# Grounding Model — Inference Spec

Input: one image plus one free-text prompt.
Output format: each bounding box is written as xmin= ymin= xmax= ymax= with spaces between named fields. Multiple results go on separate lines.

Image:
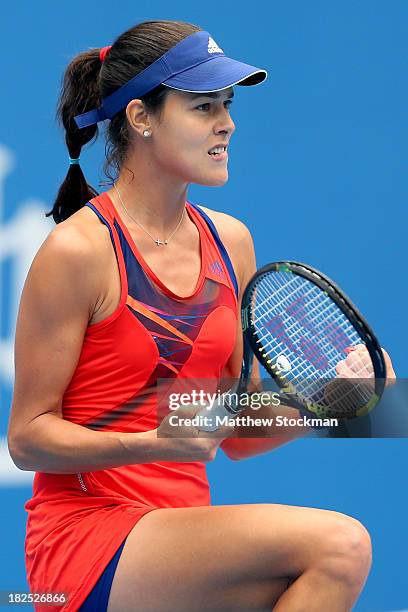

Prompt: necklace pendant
xmin=113 ymin=182 xmax=185 ymax=248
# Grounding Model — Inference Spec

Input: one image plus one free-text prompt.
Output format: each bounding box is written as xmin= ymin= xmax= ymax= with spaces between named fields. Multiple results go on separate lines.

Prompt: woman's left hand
xmin=335 ymin=344 xmax=396 ymax=387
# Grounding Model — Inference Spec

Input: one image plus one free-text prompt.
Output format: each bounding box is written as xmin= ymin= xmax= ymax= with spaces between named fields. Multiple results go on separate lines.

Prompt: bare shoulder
xmin=41 ymin=205 xmax=111 ymax=269
xmin=197 ymin=204 xmax=256 ymax=288
xmin=52 ymin=205 xmax=109 ymax=250
xmin=30 ymin=206 xmax=112 ymax=313
xmin=198 ymin=205 xmax=252 ymax=246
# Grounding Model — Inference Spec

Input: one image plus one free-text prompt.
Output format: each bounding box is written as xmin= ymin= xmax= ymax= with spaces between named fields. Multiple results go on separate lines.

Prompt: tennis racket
xmin=199 ymin=261 xmax=386 ymax=431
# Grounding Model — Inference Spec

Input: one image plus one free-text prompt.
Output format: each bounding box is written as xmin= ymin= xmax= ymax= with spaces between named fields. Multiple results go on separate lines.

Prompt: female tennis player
xmin=8 ymin=20 xmax=395 ymax=612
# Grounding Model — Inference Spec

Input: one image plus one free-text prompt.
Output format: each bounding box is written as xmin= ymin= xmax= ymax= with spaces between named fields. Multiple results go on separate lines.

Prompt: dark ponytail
xmin=46 ymin=49 xmax=101 ymax=223
xmin=47 ymin=20 xmax=201 ymax=224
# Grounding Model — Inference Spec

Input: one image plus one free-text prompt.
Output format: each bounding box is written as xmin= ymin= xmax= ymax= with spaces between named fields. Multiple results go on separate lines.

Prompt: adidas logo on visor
xmin=207 ymin=36 xmax=224 ymax=54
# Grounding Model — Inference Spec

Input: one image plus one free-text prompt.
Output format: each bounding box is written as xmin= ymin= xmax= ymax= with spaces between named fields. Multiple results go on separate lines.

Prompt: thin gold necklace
xmin=113 ymin=183 xmax=186 ymax=246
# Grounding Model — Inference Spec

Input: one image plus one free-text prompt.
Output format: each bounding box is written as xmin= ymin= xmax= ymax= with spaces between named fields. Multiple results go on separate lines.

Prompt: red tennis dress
xmin=24 ymin=192 xmax=238 ymax=611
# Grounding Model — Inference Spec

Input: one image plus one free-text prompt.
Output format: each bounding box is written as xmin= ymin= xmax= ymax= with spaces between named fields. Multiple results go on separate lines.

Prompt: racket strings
xmin=258 ymin=274 xmax=357 ymax=347
xmin=251 ymin=273 xmax=375 ymax=413
xmin=254 ymin=275 xmax=365 ymax=375
xmin=255 ymin=275 xmax=364 ymax=370
xmin=254 ymin=277 xmax=368 ymax=383
xmin=258 ymin=276 xmax=364 ymax=370
xmin=257 ymin=274 xmax=342 ymax=338
xmin=255 ymin=274 xmax=305 ymax=317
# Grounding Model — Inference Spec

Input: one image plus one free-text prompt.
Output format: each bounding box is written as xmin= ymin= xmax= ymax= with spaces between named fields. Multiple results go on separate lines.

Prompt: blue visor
xmin=74 ymin=31 xmax=267 ymax=129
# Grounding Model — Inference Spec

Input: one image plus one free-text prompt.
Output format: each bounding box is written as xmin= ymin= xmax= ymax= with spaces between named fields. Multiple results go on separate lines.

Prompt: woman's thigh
xmin=107 ymin=503 xmax=365 ymax=612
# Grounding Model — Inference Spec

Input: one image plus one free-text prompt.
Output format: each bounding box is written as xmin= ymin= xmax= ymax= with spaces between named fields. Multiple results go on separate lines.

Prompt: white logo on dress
xmin=207 ymin=37 xmax=223 ymax=54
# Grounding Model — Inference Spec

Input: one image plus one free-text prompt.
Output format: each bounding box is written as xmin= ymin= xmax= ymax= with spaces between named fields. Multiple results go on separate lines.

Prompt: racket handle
xmin=197 ymin=391 xmax=238 ymax=432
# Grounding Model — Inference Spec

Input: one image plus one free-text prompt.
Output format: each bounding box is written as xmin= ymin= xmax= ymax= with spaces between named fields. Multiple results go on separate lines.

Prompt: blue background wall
xmin=0 ymin=1 xmax=406 ymax=610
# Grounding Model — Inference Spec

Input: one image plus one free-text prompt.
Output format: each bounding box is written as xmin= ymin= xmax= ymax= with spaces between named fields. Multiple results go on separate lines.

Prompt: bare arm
xmin=7 ymin=224 xmax=143 ymax=472
xmin=7 ymin=223 xmax=220 ymax=473
xmin=199 ymin=209 xmax=310 ymax=460
xmin=207 ymin=211 xmax=397 ymax=460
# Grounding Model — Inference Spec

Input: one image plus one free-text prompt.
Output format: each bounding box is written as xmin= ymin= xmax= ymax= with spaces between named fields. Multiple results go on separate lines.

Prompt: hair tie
xmin=99 ymin=45 xmax=112 ymax=63
xmin=69 ymin=157 xmax=80 ymax=165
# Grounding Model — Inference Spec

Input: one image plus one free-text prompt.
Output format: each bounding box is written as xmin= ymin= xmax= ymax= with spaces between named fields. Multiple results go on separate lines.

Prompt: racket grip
xmin=197 ymin=391 xmax=238 ymax=432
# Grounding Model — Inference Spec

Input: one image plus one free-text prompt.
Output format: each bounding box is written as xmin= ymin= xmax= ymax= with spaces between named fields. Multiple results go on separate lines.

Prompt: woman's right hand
xmin=149 ymin=403 xmax=235 ymax=463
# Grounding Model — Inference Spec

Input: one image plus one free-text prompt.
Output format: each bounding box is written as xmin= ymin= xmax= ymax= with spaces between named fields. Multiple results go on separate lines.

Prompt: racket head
xmin=242 ymin=261 xmax=386 ymax=419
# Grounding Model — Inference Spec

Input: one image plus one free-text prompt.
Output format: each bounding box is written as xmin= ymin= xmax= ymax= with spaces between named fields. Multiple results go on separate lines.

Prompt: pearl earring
xmin=143 ymin=130 xmax=151 ymax=138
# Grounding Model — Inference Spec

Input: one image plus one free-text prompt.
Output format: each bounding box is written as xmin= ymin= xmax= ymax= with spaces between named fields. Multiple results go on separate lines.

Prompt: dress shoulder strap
xmin=188 ymin=202 xmax=239 ymax=298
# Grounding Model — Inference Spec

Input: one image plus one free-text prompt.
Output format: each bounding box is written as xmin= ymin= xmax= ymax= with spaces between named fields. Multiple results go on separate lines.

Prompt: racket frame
xmin=240 ymin=261 xmax=387 ymax=419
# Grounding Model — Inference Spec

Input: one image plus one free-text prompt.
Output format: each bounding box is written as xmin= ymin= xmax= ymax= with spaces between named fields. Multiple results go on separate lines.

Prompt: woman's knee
xmin=316 ymin=514 xmax=372 ymax=589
